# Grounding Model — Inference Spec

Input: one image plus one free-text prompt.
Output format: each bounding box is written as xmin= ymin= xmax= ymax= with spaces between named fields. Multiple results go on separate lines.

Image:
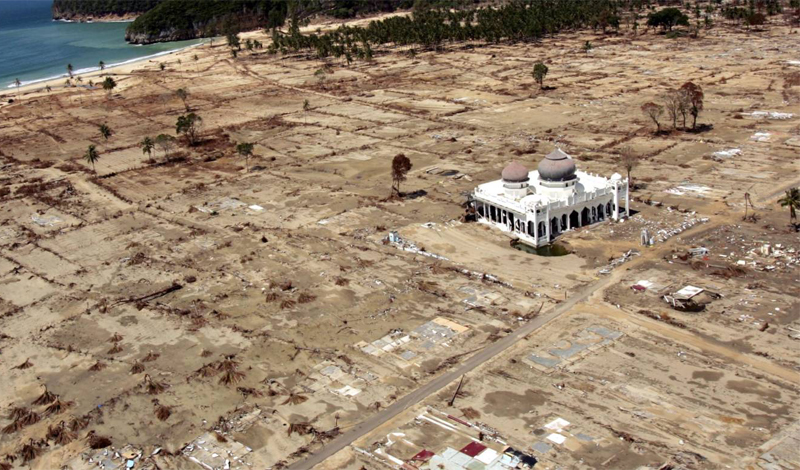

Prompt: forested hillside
xmin=52 ymin=0 xmax=164 ymax=21
xmin=123 ymin=0 xmax=418 ymax=44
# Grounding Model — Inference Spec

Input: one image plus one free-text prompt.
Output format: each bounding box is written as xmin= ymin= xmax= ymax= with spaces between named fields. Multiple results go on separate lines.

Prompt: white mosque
xmin=472 ymin=148 xmax=629 ymax=247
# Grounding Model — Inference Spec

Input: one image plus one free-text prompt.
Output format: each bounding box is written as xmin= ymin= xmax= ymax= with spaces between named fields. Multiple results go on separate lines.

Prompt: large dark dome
xmin=501 ymin=161 xmax=530 ymax=183
xmin=538 ymin=148 xmax=577 ymax=182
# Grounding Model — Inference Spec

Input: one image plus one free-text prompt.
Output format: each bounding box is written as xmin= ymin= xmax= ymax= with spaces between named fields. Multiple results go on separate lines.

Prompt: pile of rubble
xmin=599 ymin=249 xmax=640 ymax=275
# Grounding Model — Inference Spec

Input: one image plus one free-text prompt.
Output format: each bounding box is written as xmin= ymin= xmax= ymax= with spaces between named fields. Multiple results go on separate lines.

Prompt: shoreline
xmin=2 ymin=39 xmax=208 ymax=96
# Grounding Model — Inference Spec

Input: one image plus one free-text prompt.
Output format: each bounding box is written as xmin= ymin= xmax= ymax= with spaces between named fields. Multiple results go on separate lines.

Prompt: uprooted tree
xmin=391 ymin=153 xmax=412 ymax=197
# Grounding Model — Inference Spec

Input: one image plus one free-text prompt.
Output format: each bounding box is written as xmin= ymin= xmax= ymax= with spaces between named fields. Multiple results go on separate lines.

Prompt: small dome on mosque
xmin=501 ymin=161 xmax=530 ymax=183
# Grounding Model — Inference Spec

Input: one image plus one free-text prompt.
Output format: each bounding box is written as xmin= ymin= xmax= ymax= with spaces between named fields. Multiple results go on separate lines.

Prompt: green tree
xmin=532 ymin=62 xmax=548 ymax=90
xmin=154 ymin=134 xmax=177 ymax=160
xmin=14 ymin=78 xmax=21 ymax=100
xmin=227 ymin=32 xmax=241 ymax=50
xmin=99 ymin=61 xmax=105 ymax=76
xmin=647 ymin=8 xmax=690 ymax=31
xmin=84 ymin=144 xmax=100 ymax=173
xmin=141 ymin=136 xmax=155 ymax=161
xmin=99 ymin=123 xmax=113 ymax=141
xmin=236 ymin=142 xmax=255 ymax=172
xmin=778 ymin=187 xmax=800 ymax=226
xmin=176 ymin=113 xmax=203 ymax=146
xmin=67 ymin=63 xmax=74 ymax=78
xmin=102 ymin=76 xmax=117 ymax=99
xmin=175 ymin=88 xmax=189 ymax=111
xmin=302 ymin=99 xmax=310 ymax=123
xmin=159 ymin=63 xmax=166 ymax=72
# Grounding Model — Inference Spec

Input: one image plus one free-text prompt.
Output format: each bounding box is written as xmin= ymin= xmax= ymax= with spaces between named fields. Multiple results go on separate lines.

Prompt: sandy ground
xmin=1 ymin=10 xmax=800 ymax=470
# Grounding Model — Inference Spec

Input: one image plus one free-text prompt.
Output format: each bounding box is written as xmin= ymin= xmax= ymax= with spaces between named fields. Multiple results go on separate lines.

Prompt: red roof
xmin=411 ymin=450 xmax=434 ymax=462
xmin=461 ymin=442 xmax=487 ymax=457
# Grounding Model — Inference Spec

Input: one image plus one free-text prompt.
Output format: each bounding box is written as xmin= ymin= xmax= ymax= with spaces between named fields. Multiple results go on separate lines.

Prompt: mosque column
xmin=545 ymin=207 xmax=551 ymax=242
xmin=533 ymin=211 xmax=538 ymax=242
xmin=613 ymin=184 xmax=620 ymax=221
xmin=625 ymin=178 xmax=630 ymax=217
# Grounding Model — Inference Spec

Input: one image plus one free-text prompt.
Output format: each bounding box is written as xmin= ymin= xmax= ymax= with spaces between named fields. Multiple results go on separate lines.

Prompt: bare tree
xmin=662 ymin=89 xmax=681 ymax=129
xmin=619 ymin=145 xmax=638 ymax=189
xmin=641 ymin=102 xmax=664 ymax=133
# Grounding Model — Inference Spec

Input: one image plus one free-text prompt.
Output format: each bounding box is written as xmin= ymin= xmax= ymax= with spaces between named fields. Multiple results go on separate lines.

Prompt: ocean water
xmin=0 ymin=0 xmax=202 ymax=89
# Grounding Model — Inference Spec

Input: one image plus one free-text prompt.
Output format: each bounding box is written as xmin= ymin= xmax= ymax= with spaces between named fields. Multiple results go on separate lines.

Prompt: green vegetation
xmin=99 ymin=124 xmax=113 ymax=141
xmin=532 ymin=62 xmax=548 ymax=90
xmin=778 ymin=188 xmax=800 ymax=227
xmin=52 ymin=0 xmax=163 ymax=19
xmin=271 ymin=0 xmax=624 ymax=61
xmin=646 ymin=8 xmax=689 ymax=31
xmin=140 ymin=136 xmax=155 ymax=161
xmin=176 ymin=113 xmax=203 ymax=146
xmin=236 ymin=142 xmax=255 ymax=172
xmin=125 ymin=0 xmax=289 ymax=44
xmin=102 ymin=77 xmax=117 ymax=98
xmin=83 ymin=145 xmax=100 ymax=173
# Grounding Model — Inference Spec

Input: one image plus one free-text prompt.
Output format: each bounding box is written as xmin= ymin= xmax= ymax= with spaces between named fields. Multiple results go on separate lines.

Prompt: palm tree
xmin=99 ymin=61 xmax=105 ymax=76
xmin=14 ymin=78 xmax=21 ymax=100
xmin=778 ymin=187 xmax=800 ymax=227
xmin=102 ymin=76 xmax=116 ymax=99
xmin=141 ymin=136 xmax=155 ymax=161
xmin=236 ymin=142 xmax=254 ymax=172
xmin=99 ymin=124 xmax=112 ymax=141
xmin=302 ymin=99 xmax=310 ymax=124
xmin=84 ymin=145 xmax=100 ymax=173
xmin=45 ymin=84 xmax=51 ymax=93
xmin=66 ymin=63 xmax=74 ymax=78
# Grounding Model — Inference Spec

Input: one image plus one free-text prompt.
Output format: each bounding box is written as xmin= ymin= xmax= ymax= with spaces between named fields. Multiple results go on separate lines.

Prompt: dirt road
xmin=287 ymin=273 xmax=617 ymax=470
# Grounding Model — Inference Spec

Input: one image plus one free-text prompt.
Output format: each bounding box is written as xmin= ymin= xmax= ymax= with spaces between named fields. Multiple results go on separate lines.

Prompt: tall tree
xmin=236 ymin=142 xmax=255 ymax=172
xmin=391 ymin=153 xmax=412 ymax=197
xmin=141 ymin=136 xmax=155 ymax=161
xmin=99 ymin=61 xmax=105 ymax=76
xmin=84 ymin=145 xmax=100 ymax=173
xmin=99 ymin=123 xmax=112 ymax=141
xmin=532 ymin=62 xmax=549 ymax=90
xmin=102 ymin=76 xmax=117 ymax=99
xmin=154 ymin=134 xmax=176 ymax=160
xmin=302 ymin=99 xmax=310 ymax=123
xmin=66 ymin=63 xmax=74 ymax=78
xmin=641 ymin=102 xmax=664 ymax=133
xmin=14 ymin=78 xmax=21 ymax=100
xmin=778 ymin=187 xmax=800 ymax=227
xmin=176 ymin=113 xmax=203 ymax=146
xmin=662 ymin=89 xmax=681 ymax=129
xmin=175 ymin=88 xmax=190 ymax=111
xmin=680 ymin=82 xmax=704 ymax=129
xmin=619 ymin=145 xmax=637 ymax=189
